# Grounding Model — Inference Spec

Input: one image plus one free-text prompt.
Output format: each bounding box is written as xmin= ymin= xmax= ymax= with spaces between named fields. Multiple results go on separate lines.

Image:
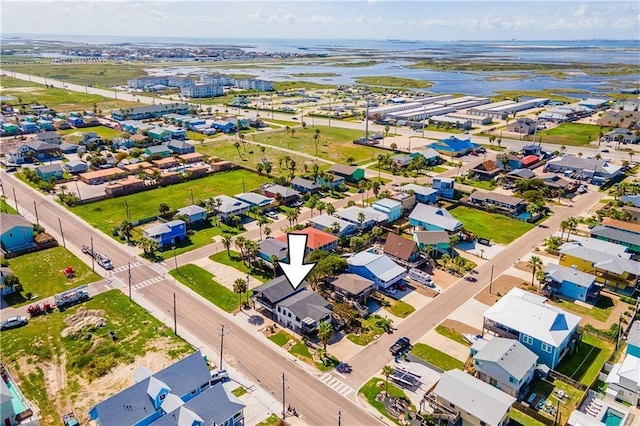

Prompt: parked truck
xmin=54 ymin=287 xmax=90 ymax=310
xmin=81 ymin=245 xmax=114 ymax=270
xmin=389 ymin=337 xmax=411 ymax=357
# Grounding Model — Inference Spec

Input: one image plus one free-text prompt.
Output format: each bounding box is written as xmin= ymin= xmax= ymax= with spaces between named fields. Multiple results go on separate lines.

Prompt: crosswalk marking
xmin=107 ymin=276 xmax=126 ymax=289
xmin=319 ymin=373 xmax=354 ymax=397
xmin=148 ymin=263 xmax=168 ymax=275
xmin=110 ymin=262 xmax=142 ymax=274
xmin=132 ymin=276 xmax=163 ymax=291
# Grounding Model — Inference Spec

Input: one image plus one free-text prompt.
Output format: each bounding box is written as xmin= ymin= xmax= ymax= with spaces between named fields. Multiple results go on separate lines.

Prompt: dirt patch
xmin=514 ymin=261 xmax=533 ymax=273
xmin=440 ymin=319 xmax=482 ymax=336
xmin=474 ymin=274 xmax=530 ymax=305
xmin=411 ymin=285 xmax=440 ymax=298
xmin=1 ymin=86 xmax=44 ymax=93
xmin=430 ymin=268 xmax=460 ymax=289
xmin=61 ymin=307 xmax=106 ymax=338
xmin=42 ymin=352 xmax=71 ymax=418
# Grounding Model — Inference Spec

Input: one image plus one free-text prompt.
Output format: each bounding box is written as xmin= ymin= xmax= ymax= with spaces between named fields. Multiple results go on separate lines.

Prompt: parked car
xmin=0 ymin=316 xmax=28 ymax=331
xmin=266 ymin=211 xmax=279 ymax=219
xmin=601 ymin=149 xmax=609 ymax=153
xmin=396 ymin=282 xmax=407 ymax=291
xmin=381 ymin=286 xmax=397 ymax=295
xmin=390 ymin=337 xmax=411 ymax=356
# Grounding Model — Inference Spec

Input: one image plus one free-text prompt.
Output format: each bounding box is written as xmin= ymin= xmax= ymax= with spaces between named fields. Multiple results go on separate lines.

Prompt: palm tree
xmin=307 ymin=196 xmax=318 ymax=218
xmin=235 ymin=236 xmax=247 ymax=262
xmin=357 ymin=212 xmax=366 ymax=229
xmin=221 ymin=234 xmax=233 ymax=256
xmin=120 ymin=219 xmax=133 ymax=243
xmin=257 ymin=215 xmax=268 ymax=240
xmin=566 ymin=217 xmax=578 ymax=241
xmin=317 ymin=321 xmax=333 ymax=350
xmin=536 ymin=270 xmax=548 ymax=292
xmin=285 ymin=209 xmax=297 ymax=227
xmin=448 ymin=234 xmax=461 ymax=256
xmin=455 ymin=161 xmax=463 ymax=179
xmin=264 ymin=226 xmax=272 ymax=239
xmin=316 ymin=201 xmax=326 ymax=216
xmin=270 ymin=254 xmax=280 ymax=277
xmin=382 ymin=365 xmax=395 ymax=397
xmin=441 ymin=253 xmax=452 ymax=270
xmin=233 ymin=278 xmax=247 ymax=308
xmin=346 ymin=156 xmax=355 ymax=165
xmin=238 ymin=132 xmax=246 ymax=151
xmin=234 ymin=141 xmax=243 ymax=160
xmin=528 ymin=255 xmax=543 ymax=287
xmin=313 ymin=129 xmax=321 ymax=156
xmin=326 ymin=203 xmax=336 ymax=216
xmin=560 ymin=219 xmax=569 ymax=241
xmin=138 ymin=236 xmax=159 ymax=255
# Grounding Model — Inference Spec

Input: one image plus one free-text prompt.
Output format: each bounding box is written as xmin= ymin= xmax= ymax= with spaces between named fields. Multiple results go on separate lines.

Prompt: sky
xmin=2 ymin=1 xmax=639 ymax=41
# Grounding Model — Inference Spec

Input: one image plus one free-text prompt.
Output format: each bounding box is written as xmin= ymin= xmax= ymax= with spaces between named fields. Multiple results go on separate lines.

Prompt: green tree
xmin=221 ymin=234 xmax=233 ymax=256
xmin=257 ymin=215 xmax=269 ymax=240
xmin=138 ymin=236 xmax=159 ymax=255
xmin=270 ymin=254 xmax=280 ymax=278
xmin=317 ymin=321 xmax=333 ymax=350
xmin=233 ymin=278 xmax=248 ymax=308
xmin=382 ymin=365 xmax=395 ymax=397
xmin=158 ymin=202 xmax=170 ymax=216
xmin=120 ymin=219 xmax=133 ymax=243
xmin=528 ymin=255 xmax=543 ymax=288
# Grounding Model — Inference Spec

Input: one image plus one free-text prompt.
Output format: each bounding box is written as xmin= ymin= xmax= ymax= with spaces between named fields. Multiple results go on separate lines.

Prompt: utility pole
xmin=74 ymin=181 xmax=82 ymax=200
xmin=328 ymin=97 xmax=332 ymax=127
xmin=219 ymin=324 xmax=227 ymax=370
xmin=124 ymin=200 xmax=130 ymax=221
xmin=190 ymin=188 xmax=195 ymax=205
xmin=90 ymin=237 xmax=95 ymax=272
xmin=33 ymin=201 xmax=39 ymax=226
xmin=173 ymin=292 xmax=177 ymax=335
xmin=337 ymin=409 xmax=341 ymax=426
xmin=489 ymin=265 xmax=494 ymax=294
xmin=12 ymin=187 xmax=18 ymax=214
xmin=128 ymin=262 xmax=132 ymax=301
xmin=58 ymin=217 xmax=66 ymax=248
xmin=282 ymin=372 xmax=287 ymax=419
xmin=172 ymin=246 xmax=178 ymax=272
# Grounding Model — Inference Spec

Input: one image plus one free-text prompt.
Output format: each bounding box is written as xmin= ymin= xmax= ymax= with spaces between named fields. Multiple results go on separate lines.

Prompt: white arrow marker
xmin=278 ymin=233 xmax=317 ymax=290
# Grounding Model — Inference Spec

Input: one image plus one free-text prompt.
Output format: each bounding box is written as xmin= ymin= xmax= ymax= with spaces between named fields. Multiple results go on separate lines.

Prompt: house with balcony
xmin=167 ymin=139 xmax=194 ymax=154
xmin=429 ymin=369 xmax=515 ymax=426
xmin=410 ymin=147 xmax=441 ymax=165
xmin=234 ymin=192 xmax=273 ymax=210
xmin=1 ymin=363 xmax=40 ymax=426
xmin=497 ymin=154 xmax=525 ymax=171
xmin=275 ymin=227 xmax=338 ymax=254
xmin=544 ymin=264 xmax=600 ymax=303
xmin=591 ymin=223 xmax=640 ymax=254
xmin=211 ymin=195 xmax=250 ymax=221
xmin=468 ymin=191 xmax=526 ymax=214
xmin=89 ymin=351 xmax=245 ymax=426
xmin=175 ymin=205 xmax=207 ymax=224
xmin=383 ymin=233 xmax=422 ymax=267
xmin=262 ymin=184 xmax=300 ymax=206
xmin=316 ymin=173 xmax=345 ymax=189
xmin=275 ymin=290 xmax=332 ymax=335
xmin=65 ymin=160 xmax=88 ymax=174
xmin=347 ymin=251 xmax=405 ymax=289
xmin=432 ymin=177 xmax=455 ymax=199
xmin=413 ymin=230 xmax=450 ymax=254
xmin=371 ymin=198 xmax=402 ymax=222
xmin=143 ymin=220 xmax=186 ymax=249
xmin=400 ymin=184 xmax=437 ymax=205
xmin=409 ymin=203 xmax=462 ymax=233
xmin=605 ymin=321 xmax=640 ymax=405
xmin=482 ymin=288 xmax=581 ymax=368
xmin=0 ymin=214 xmax=35 ymax=253
xmin=545 ymin=155 xmax=622 ymax=182
xmin=145 ymin=144 xmax=171 ymax=158
xmin=472 ymin=337 xmax=538 ymax=398
xmin=148 ymin=127 xmax=172 ymax=142
xmin=308 ymin=214 xmax=358 ymax=237
xmin=36 ymin=163 xmax=64 ymax=181
xmin=329 ymin=273 xmax=375 ymax=306
xmin=470 ymin=159 xmax=501 ymax=180
xmin=335 ymin=206 xmax=387 ymax=230
xmin=252 ymin=276 xmax=305 ymax=318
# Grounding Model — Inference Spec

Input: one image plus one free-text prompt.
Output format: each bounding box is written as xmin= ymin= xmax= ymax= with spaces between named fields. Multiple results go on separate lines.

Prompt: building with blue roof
xmin=143 ymin=220 xmax=186 ymax=249
xmin=211 ymin=120 xmax=237 ymax=133
xmin=544 ymin=264 xmax=599 ymax=303
xmin=400 ymin=184 xmax=437 ymax=204
xmin=89 ymin=351 xmax=245 ymax=426
xmin=428 ymin=136 xmax=480 ymax=157
xmin=409 ymin=204 xmax=462 ymax=233
xmin=347 ymin=251 xmax=405 ymax=289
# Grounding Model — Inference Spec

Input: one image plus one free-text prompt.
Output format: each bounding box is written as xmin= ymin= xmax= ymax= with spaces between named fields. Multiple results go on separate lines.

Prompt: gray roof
xmin=335 ymin=206 xmax=387 ymax=225
xmin=0 ymin=213 xmax=32 ymax=232
xmin=545 ymin=264 xmax=596 ymax=289
xmin=66 ymin=160 xmax=86 ymax=168
xmin=144 ymin=220 xmax=185 ymax=237
xmin=234 ymin=192 xmax=273 ymax=207
xmin=213 ymin=195 xmax=250 ymax=214
xmin=146 ymin=145 xmax=170 ymax=154
xmin=263 ymin=184 xmax=300 ymax=198
xmin=176 ymin=205 xmax=206 ymax=217
xmin=622 ymin=195 xmax=640 ymax=207
xmin=408 ymin=204 xmax=461 ymax=232
xmin=507 ymin=168 xmax=536 ymax=179
xmin=373 ymin=198 xmax=402 ymax=209
xmin=278 ymin=290 xmax=332 ymax=322
xmin=328 ymin=164 xmax=360 ymax=177
xmin=416 ymin=148 xmax=440 ymax=159
xmin=347 ymin=251 xmax=406 ymax=283
xmin=469 ymin=191 xmax=525 ymax=207
xmin=413 ymin=230 xmax=450 ymax=245
xmin=36 ymin=163 xmax=64 ymax=173
xmin=401 ymin=183 xmax=438 ymax=198
xmin=167 ymin=139 xmax=193 ymax=149
xmin=253 ymin=276 xmax=303 ymax=304
xmin=434 ymin=369 xmax=515 ymax=426
xmin=474 ymin=337 xmax=538 ymax=381
xmin=546 ymin=155 xmax=622 ymax=176
xmin=591 ymin=225 xmax=640 ymax=247
xmin=331 ymin=273 xmax=374 ymax=295
xmin=291 ymin=177 xmax=320 ymax=191
xmin=628 ymin=321 xmax=640 ymax=349
xmin=559 ymin=244 xmax=640 ymax=275
xmin=259 ymin=238 xmax=288 ymax=259
xmin=308 ymin=214 xmax=355 ymax=233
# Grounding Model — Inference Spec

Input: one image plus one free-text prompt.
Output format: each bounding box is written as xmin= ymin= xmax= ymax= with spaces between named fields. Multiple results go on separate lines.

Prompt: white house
xmin=275 ymin=290 xmax=332 ymax=335
xmin=213 ymin=195 xmax=250 ymax=221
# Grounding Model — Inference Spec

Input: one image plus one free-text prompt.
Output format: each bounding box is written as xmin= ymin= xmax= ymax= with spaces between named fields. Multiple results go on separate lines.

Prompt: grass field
xmin=551 ymin=296 xmax=616 ymax=323
xmin=359 ymin=378 xmax=413 ymax=424
xmin=2 ymin=62 xmax=146 ymax=88
xmin=0 ymin=199 xmax=17 ymax=214
xmin=70 ymin=169 xmax=270 ymax=235
xmin=459 ymin=178 xmax=497 ymax=191
xmin=449 ymin=205 xmax=535 ymax=244
xmin=152 ymin=219 xmax=242 ymax=260
xmin=509 ymin=408 xmax=547 ymax=426
xmin=435 ymin=324 xmax=470 ymax=346
xmin=555 ymin=333 xmax=614 ymax=385
xmin=524 ymin=123 xmax=601 ymax=146
xmin=353 ymin=76 xmax=434 ymax=89
xmin=268 ymin=330 xmax=293 ymax=347
xmin=57 ymin=125 xmax=125 ymax=140
xmin=209 ymin=250 xmax=271 ymax=282
xmin=347 ymin=315 xmax=388 ymax=346
xmin=410 ymin=343 xmax=465 ymax=371
xmin=250 ymin=125 xmax=389 ymax=164
xmin=169 ymin=264 xmax=250 ymax=313
xmin=256 ymin=414 xmax=282 ymax=426
xmin=4 ymin=247 xmax=101 ymax=307
xmin=385 ymin=300 xmax=415 ymax=318
xmin=0 ymin=76 xmax=138 ymax=112
xmin=0 ymin=290 xmax=193 ymax=425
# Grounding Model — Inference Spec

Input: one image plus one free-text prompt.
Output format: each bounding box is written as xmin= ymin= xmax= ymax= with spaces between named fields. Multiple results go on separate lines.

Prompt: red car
xmin=396 ymin=283 xmax=407 ymax=291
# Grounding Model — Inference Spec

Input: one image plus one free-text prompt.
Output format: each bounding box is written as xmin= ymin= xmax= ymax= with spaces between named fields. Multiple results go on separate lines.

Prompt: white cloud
xmin=574 ymin=4 xmax=588 ymax=17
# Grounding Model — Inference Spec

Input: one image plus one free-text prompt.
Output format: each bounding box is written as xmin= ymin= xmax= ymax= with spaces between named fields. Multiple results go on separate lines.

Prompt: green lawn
xmin=435 ymin=325 xmax=470 ymax=346
xmin=268 ymin=330 xmax=293 ymax=347
xmin=0 ymin=199 xmax=17 ymax=214
xmin=524 ymin=123 xmax=601 ymax=146
xmin=353 ymin=76 xmax=434 ymax=89
xmin=149 ymin=220 xmax=242 ymax=260
xmin=4 ymin=247 xmax=101 ymax=307
xmin=58 ymin=125 xmax=124 ymax=139
xmin=410 ymin=343 xmax=465 ymax=371
xmin=256 ymin=414 xmax=281 ymax=426
xmin=231 ymin=386 xmax=247 ymax=397
xmin=551 ymin=296 xmax=615 ymax=323
xmin=71 ymin=169 xmax=270 ymax=236
xmin=509 ymin=408 xmax=547 ymax=426
xmin=555 ymin=333 xmax=614 ymax=385
xmin=2 ymin=62 xmax=146 ymax=88
xmin=263 ymin=118 xmax=300 ymax=126
xmin=347 ymin=315 xmax=388 ymax=346
xmin=528 ymin=378 xmax=583 ymax=423
xmin=169 ymin=264 xmax=250 ymax=313
xmin=460 ymin=178 xmax=497 ymax=191
xmin=359 ymin=378 xmax=414 ymax=424
xmin=0 ymin=290 xmax=193 ymax=425
xmin=385 ymin=300 xmax=415 ymax=318
xmin=449 ymin=205 xmax=535 ymax=244
xmin=209 ymin=250 xmax=271 ymax=282
xmin=250 ymin=125 xmax=389 ymax=164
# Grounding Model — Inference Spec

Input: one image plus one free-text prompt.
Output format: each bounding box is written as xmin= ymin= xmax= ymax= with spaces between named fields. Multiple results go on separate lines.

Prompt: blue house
xmin=36 ymin=163 xmax=64 ymax=181
xmin=483 ymin=288 xmax=582 ymax=368
xmin=371 ymin=198 xmax=402 ymax=222
xmin=211 ymin=120 xmax=237 ymax=133
xmin=413 ymin=230 xmax=450 ymax=253
xmin=89 ymin=351 xmax=245 ymax=426
xmin=19 ymin=121 xmax=39 ymax=133
xmin=316 ymin=174 xmax=345 ymax=189
xmin=544 ymin=264 xmax=600 ymax=303
xmin=176 ymin=205 xmax=208 ymax=224
xmin=432 ymin=177 xmax=455 ymax=199
xmin=143 ymin=220 xmax=186 ymax=249
xmin=65 ymin=160 xmax=88 ymax=174
xmin=164 ymin=125 xmax=187 ymax=140
xmin=37 ymin=119 xmax=55 ymax=131
xmin=308 ymin=214 xmax=358 ymax=237
xmin=401 ymin=183 xmax=437 ymax=204
xmin=258 ymin=238 xmax=288 ymax=263
xmin=147 ymin=127 xmax=172 ymax=142
xmin=347 ymin=251 xmax=406 ymax=290
xmin=428 ymin=136 xmax=480 ymax=157
xmin=0 ymin=214 xmax=35 ymax=253
xmin=410 ymin=148 xmax=441 ymax=165
xmin=145 ymin=145 xmax=171 ymax=158
xmin=167 ymin=139 xmax=195 ymax=154
xmin=409 ymin=204 xmax=462 ymax=233
xmin=497 ymin=154 xmax=524 ymax=171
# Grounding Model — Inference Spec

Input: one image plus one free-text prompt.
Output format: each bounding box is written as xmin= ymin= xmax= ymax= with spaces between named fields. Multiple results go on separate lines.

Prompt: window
xmin=509 ymin=376 xmax=518 ymax=384
xmin=190 ymin=389 xmax=197 ymax=395
xmin=159 ymin=393 xmax=166 ymax=401
xmin=521 ymin=334 xmax=533 ymax=345
xmin=475 ymin=360 xmax=482 ymax=367
xmin=541 ymin=342 xmax=553 ymax=353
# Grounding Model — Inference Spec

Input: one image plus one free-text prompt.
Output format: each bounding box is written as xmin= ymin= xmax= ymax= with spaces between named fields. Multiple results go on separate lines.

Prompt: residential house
xmin=603 ymin=128 xmax=640 ymax=144
xmin=521 ymin=155 xmax=540 ymax=168
xmin=371 ymin=198 xmax=402 ymax=222
xmin=545 ymin=155 xmax=622 ymax=182
xmin=176 ymin=205 xmax=208 ymax=224
xmin=164 ymin=125 xmax=187 ymax=140
xmin=122 ymin=161 xmax=153 ymax=175
xmin=496 ymin=154 xmax=524 ymax=171
xmin=167 ymin=139 xmax=195 ymax=154
xmin=88 ymin=351 xmax=245 ymax=426
xmin=335 ymin=206 xmax=387 ymax=230
xmin=252 ymin=276 xmax=306 ymax=317
xmin=151 ymin=157 xmax=178 ymax=170
xmin=79 ymin=168 xmax=128 ymax=185
xmin=111 ymin=103 xmax=190 ymax=121
xmin=211 ymin=120 xmax=237 ymax=133
xmin=391 ymin=154 xmax=413 ymax=168
xmin=262 ymin=184 xmax=300 ymax=206
xmin=507 ymin=117 xmax=536 ymax=134
xmin=308 ymin=214 xmax=358 ymax=237
xmin=410 ymin=147 xmax=441 ymax=165
xmin=329 ymin=273 xmax=375 ymax=305
xmin=35 ymin=163 xmax=64 ymax=181
xmin=143 ymin=220 xmax=186 ymax=249
xmin=430 ymin=369 xmax=515 ymax=426
xmin=0 ymin=267 xmax=15 ymax=296
xmin=35 ymin=130 xmax=62 ymax=145
xmin=473 ymin=337 xmax=538 ymax=398
xmin=145 ymin=145 xmax=171 ymax=158
xmin=19 ymin=121 xmax=39 ymax=133
xmin=468 ymin=191 xmax=526 ymax=214
xmin=179 ymin=152 xmax=204 ymax=164
xmin=470 ymin=159 xmax=501 ymax=180
xmin=147 ymin=127 xmax=172 ymax=142
xmin=432 ymin=177 xmax=455 ymax=199
xmin=544 ymin=264 xmax=600 ymax=303
xmin=105 ymin=177 xmax=146 ymax=196
xmin=483 ymin=288 xmax=582 ymax=368
xmin=258 ymin=238 xmax=288 ymax=263
xmin=20 ymin=140 xmax=61 ymax=161
xmin=428 ymin=136 xmax=480 ymax=157
xmin=383 ymin=233 xmax=422 ymax=266
xmin=413 ymin=230 xmax=450 ymax=253
xmin=234 ymin=192 xmax=274 ymax=210
xmin=212 ymin=195 xmax=250 ymax=221
xmin=59 ymin=142 xmax=79 ymax=154
xmin=605 ymin=321 xmax=640 ymax=405
xmin=0 ymin=214 xmax=35 ymax=252
xmin=347 ymin=251 xmax=406 ymax=289
xmin=591 ymin=223 xmax=640 ymax=254
xmin=1 ymin=364 xmax=39 ymax=426
xmin=623 ymin=205 xmax=640 ymax=223
xmin=275 ymin=290 xmax=332 ymax=335
xmin=276 ymin=227 xmax=338 ymax=254
xmin=291 ymin=177 xmax=321 ymax=194
xmin=316 ymin=173 xmax=345 ymax=189
xmin=578 ymin=98 xmax=609 ymax=110
xmin=505 ymin=168 xmax=536 ymax=181
xmin=601 ymin=218 xmax=640 ymax=236
xmin=400 ymin=184 xmax=437 ymax=205
xmin=622 ymin=195 xmax=640 ymax=208
xmin=409 ymin=203 xmax=463 ymax=233
xmin=540 ymin=173 xmax=573 ymax=193
xmin=327 ymin=164 xmax=365 ymax=184
xmin=390 ymin=191 xmax=416 ymax=212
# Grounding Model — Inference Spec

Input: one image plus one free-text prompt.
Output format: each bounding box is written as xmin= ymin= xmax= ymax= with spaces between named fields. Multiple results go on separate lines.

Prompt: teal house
xmin=36 ymin=163 xmax=64 ymax=181
xmin=145 ymin=145 xmax=171 ymax=158
xmin=0 ymin=214 xmax=35 ymax=252
xmin=328 ymin=164 xmax=365 ymax=183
